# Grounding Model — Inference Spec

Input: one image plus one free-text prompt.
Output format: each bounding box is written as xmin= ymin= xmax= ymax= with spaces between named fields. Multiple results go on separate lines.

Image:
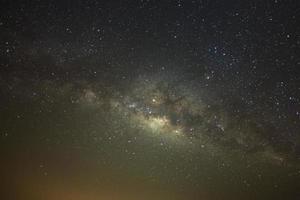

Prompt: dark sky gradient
xmin=0 ymin=0 xmax=300 ymax=199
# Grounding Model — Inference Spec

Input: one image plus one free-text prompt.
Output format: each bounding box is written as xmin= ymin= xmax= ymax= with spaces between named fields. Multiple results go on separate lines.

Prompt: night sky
xmin=0 ymin=0 xmax=300 ymax=199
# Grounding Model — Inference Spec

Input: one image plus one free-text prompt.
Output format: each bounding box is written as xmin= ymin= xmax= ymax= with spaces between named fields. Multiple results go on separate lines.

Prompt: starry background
xmin=0 ymin=0 xmax=300 ymax=199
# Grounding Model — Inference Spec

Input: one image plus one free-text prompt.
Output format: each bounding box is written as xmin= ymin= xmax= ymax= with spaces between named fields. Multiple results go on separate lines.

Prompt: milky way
xmin=1 ymin=1 xmax=300 ymax=200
